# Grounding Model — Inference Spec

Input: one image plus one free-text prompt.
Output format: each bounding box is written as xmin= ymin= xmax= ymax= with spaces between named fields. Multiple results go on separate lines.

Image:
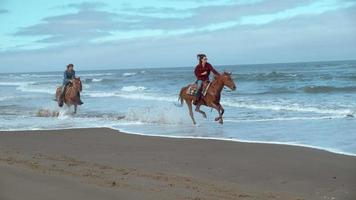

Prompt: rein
xmin=205 ymin=76 xmax=224 ymax=99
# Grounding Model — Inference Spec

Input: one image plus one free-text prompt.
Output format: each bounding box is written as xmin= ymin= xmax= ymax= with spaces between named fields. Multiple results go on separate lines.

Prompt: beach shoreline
xmin=0 ymin=128 xmax=355 ymax=200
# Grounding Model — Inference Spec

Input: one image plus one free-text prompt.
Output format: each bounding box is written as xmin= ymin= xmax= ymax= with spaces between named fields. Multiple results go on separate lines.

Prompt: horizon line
xmin=1 ymin=58 xmax=355 ymax=74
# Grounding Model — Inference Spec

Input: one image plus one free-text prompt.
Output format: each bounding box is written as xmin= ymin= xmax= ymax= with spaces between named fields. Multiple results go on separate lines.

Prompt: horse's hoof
xmin=203 ymin=114 xmax=207 ymax=119
xmin=219 ymin=120 xmax=223 ymax=124
xmin=215 ymin=117 xmax=220 ymax=121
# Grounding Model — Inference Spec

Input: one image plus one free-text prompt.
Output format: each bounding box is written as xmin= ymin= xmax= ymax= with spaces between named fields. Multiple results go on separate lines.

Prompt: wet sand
xmin=0 ymin=128 xmax=355 ymax=200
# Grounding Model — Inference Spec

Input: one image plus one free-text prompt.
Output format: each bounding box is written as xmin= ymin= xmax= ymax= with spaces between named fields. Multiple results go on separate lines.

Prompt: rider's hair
xmin=67 ymin=64 xmax=74 ymax=69
xmin=197 ymin=54 xmax=207 ymax=63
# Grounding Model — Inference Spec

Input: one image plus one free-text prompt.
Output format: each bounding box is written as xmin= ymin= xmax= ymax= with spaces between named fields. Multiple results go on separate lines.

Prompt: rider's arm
xmin=72 ymin=70 xmax=76 ymax=79
xmin=63 ymin=71 xmax=71 ymax=84
xmin=209 ymin=64 xmax=220 ymax=76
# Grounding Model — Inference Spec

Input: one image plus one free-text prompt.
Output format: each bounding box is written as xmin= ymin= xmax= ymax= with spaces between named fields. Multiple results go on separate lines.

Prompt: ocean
xmin=1 ymin=60 xmax=356 ymax=155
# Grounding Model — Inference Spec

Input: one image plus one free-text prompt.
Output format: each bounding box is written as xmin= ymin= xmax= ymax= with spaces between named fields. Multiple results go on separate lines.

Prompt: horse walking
xmin=55 ymin=77 xmax=83 ymax=114
xmin=179 ymin=72 xmax=236 ymax=125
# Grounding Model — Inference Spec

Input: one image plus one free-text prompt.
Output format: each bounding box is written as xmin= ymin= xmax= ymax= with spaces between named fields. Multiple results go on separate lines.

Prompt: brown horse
xmin=55 ymin=77 xmax=82 ymax=114
xmin=179 ymin=72 xmax=236 ymax=125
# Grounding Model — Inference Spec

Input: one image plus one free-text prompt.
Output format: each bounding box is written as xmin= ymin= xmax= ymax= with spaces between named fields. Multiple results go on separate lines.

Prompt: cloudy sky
xmin=0 ymin=0 xmax=355 ymax=72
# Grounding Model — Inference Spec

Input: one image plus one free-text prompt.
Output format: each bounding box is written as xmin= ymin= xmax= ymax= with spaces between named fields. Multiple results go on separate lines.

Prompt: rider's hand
xmin=201 ymin=72 xmax=208 ymax=75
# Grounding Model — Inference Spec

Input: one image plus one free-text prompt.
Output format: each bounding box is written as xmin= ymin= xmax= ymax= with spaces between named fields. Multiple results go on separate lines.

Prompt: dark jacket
xmin=194 ymin=62 xmax=219 ymax=81
xmin=63 ymin=70 xmax=75 ymax=85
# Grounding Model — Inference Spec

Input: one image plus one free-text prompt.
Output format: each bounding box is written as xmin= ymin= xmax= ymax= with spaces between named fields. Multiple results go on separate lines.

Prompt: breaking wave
xmin=222 ymin=99 xmax=353 ymax=116
xmin=121 ymin=86 xmax=146 ymax=92
xmin=303 ymin=86 xmax=356 ymax=94
xmin=123 ymin=72 xmax=136 ymax=77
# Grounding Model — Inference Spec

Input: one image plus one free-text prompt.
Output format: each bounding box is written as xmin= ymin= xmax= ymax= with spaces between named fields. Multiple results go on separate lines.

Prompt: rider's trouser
xmin=60 ymin=83 xmax=69 ymax=99
xmin=195 ymin=80 xmax=203 ymax=98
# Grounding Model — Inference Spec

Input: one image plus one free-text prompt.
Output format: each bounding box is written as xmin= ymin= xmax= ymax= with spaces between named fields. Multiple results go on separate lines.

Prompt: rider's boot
xmin=78 ymin=92 xmax=84 ymax=105
xmin=58 ymin=96 xmax=64 ymax=107
xmin=195 ymin=103 xmax=201 ymax=112
xmin=193 ymin=86 xmax=202 ymax=105
xmin=193 ymin=93 xmax=201 ymax=105
xmin=58 ymin=85 xmax=66 ymax=107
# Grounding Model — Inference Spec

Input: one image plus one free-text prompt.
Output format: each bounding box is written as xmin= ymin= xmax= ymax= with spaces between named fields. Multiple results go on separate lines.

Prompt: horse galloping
xmin=179 ymin=72 xmax=236 ymax=125
xmin=55 ymin=77 xmax=82 ymax=114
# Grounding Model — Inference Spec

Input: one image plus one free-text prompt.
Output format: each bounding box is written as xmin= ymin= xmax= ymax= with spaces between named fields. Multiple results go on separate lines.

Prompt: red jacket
xmin=194 ymin=62 xmax=220 ymax=81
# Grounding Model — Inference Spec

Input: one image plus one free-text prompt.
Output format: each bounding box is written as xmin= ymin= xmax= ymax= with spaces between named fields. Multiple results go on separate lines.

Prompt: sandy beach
xmin=0 ymin=128 xmax=355 ymax=200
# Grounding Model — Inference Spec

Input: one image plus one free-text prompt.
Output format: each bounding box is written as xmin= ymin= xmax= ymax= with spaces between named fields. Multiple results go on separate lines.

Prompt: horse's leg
xmin=185 ymin=99 xmax=196 ymax=125
xmin=195 ymin=107 xmax=207 ymax=119
xmin=210 ymin=103 xmax=223 ymax=124
xmin=218 ymin=104 xmax=224 ymax=124
xmin=74 ymin=105 xmax=77 ymax=114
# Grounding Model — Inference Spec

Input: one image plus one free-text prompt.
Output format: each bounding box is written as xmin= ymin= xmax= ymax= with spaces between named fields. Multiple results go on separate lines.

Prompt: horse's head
xmin=218 ymin=72 xmax=236 ymax=91
xmin=72 ymin=77 xmax=82 ymax=92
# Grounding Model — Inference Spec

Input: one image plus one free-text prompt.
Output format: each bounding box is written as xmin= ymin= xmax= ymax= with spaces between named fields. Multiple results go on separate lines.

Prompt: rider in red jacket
xmin=194 ymin=54 xmax=220 ymax=107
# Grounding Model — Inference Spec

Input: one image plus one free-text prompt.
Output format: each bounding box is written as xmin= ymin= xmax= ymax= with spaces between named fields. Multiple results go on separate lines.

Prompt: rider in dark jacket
xmin=59 ymin=64 xmax=83 ymax=105
xmin=194 ymin=54 xmax=220 ymax=107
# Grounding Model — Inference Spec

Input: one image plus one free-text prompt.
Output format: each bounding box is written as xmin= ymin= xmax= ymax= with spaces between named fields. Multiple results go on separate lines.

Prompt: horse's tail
xmin=176 ymin=87 xmax=185 ymax=107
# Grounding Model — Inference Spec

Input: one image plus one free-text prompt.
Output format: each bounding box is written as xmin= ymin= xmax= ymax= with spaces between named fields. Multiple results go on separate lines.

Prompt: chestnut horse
xmin=179 ymin=72 xmax=236 ymax=125
xmin=55 ymin=77 xmax=82 ymax=114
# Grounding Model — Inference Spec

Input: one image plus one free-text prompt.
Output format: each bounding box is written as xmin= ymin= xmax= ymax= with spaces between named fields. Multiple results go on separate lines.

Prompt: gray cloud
xmin=3 ymin=0 xmax=356 ymax=71
xmin=13 ymin=0 xmax=308 ymax=44
xmin=14 ymin=9 xmax=122 ymax=44
xmin=61 ymin=1 xmax=106 ymax=10
xmin=2 ymin=6 xmax=356 ymax=72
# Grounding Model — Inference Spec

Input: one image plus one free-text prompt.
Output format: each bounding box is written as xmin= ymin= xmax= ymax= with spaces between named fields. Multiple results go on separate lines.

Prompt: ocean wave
xmin=19 ymin=74 xmax=60 ymax=78
xmin=86 ymin=91 xmax=176 ymax=102
xmin=0 ymin=82 xmax=55 ymax=94
xmin=16 ymin=84 xmax=54 ymax=94
xmin=236 ymin=71 xmax=303 ymax=82
xmin=224 ymin=116 xmax=345 ymax=123
xmin=122 ymin=72 xmax=136 ymax=77
xmin=92 ymin=78 xmax=103 ymax=82
xmin=222 ymin=100 xmax=353 ymax=116
xmin=0 ymin=81 xmax=35 ymax=86
xmin=0 ymin=96 xmax=16 ymax=101
xmin=81 ymin=72 xmax=114 ymax=77
xmin=303 ymin=86 xmax=356 ymax=93
xmin=242 ymin=85 xmax=356 ymax=95
xmin=121 ymin=86 xmax=146 ymax=92
xmin=124 ymin=106 xmax=189 ymax=124
xmin=84 ymin=78 xmax=106 ymax=83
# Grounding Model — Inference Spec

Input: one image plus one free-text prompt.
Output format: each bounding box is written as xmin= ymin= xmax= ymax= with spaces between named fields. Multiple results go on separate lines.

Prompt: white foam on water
xmin=0 ymin=81 xmax=35 ymax=86
xmin=114 ymin=128 xmax=356 ymax=157
xmin=222 ymin=99 xmax=353 ymax=116
xmin=82 ymin=73 xmax=114 ymax=77
xmin=85 ymin=91 xmax=177 ymax=102
xmin=121 ymin=86 xmax=146 ymax=92
xmin=16 ymin=83 xmax=54 ymax=94
xmin=0 ymin=96 xmax=16 ymax=101
xmin=92 ymin=78 xmax=103 ymax=82
xmin=19 ymin=74 xmax=60 ymax=78
xmin=224 ymin=115 xmax=346 ymax=123
xmin=57 ymin=107 xmax=75 ymax=120
xmin=124 ymin=106 xmax=190 ymax=124
xmin=122 ymin=72 xmax=136 ymax=77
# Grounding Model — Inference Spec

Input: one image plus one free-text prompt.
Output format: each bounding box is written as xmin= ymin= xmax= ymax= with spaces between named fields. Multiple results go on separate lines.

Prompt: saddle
xmin=186 ymin=81 xmax=211 ymax=96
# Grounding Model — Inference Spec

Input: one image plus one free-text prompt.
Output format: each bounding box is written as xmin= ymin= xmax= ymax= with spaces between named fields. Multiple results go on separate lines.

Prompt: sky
xmin=0 ymin=0 xmax=356 ymax=72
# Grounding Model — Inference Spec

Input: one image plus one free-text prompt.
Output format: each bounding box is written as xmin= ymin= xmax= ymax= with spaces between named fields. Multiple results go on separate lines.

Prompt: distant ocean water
xmin=1 ymin=60 xmax=356 ymax=155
